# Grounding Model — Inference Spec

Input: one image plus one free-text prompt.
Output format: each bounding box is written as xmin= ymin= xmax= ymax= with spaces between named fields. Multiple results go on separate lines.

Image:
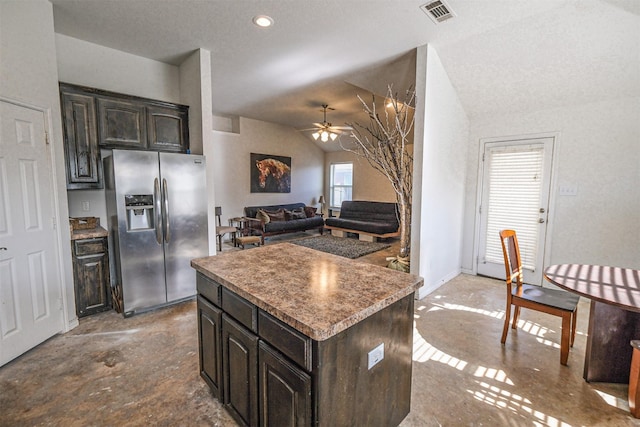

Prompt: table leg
xmin=583 ymin=301 xmax=640 ymax=383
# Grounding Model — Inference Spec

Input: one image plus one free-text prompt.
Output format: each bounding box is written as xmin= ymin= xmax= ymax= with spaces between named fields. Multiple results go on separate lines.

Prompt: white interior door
xmin=0 ymin=100 xmax=64 ymax=366
xmin=476 ymin=137 xmax=554 ymax=285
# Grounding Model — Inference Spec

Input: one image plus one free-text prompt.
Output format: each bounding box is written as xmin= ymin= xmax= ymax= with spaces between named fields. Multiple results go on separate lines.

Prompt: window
xmin=329 ymin=163 xmax=353 ymax=208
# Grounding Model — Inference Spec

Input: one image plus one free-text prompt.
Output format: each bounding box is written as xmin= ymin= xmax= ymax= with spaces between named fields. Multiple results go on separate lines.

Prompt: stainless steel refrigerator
xmin=104 ymin=149 xmax=208 ymax=316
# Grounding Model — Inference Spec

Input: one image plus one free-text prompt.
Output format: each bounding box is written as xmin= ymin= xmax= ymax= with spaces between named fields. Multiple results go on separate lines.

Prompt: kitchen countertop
xmin=191 ymin=242 xmax=423 ymax=341
xmin=70 ymin=226 xmax=108 ymax=241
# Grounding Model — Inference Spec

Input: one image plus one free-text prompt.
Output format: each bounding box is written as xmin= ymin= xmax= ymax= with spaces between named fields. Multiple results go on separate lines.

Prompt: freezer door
xmin=159 ymin=152 xmax=209 ymax=302
xmin=111 ymin=150 xmax=167 ymax=313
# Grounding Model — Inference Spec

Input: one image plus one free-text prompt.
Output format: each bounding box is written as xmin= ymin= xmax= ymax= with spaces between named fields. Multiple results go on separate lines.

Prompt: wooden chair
xmin=499 ymin=229 xmax=579 ymax=365
xmin=215 ymin=207 xmax=237 ymax=252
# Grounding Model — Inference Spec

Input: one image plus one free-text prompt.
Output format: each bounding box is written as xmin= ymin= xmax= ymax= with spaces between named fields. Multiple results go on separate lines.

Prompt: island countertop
xmin=191 ymin=242 xmax=423 ymax=341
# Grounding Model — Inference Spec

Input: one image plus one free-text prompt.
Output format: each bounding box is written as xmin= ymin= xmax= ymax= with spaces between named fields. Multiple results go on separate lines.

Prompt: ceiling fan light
xmin=312 ymin=132 xmax=320 ymax=140
xmin=320 ymin=131 xmax=329 ymax=142
xmin=330 ymin=132 xmax=338 ymax=141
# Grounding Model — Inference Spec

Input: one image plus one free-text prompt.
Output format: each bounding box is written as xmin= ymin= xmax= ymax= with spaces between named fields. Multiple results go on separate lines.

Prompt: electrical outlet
xmin=558 ymin=184 xmax=578 ymax=196
xmin=368 ymin=343 xmax=384 ymax=370
xmin=81 ymin=201 xmax=90 ymax=211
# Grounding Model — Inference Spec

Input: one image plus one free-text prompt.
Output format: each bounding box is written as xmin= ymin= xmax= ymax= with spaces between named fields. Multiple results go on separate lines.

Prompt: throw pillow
xmin=303 ymin=206 xmax=317 ymax=218
xmin=256 ymin=209 xmax=270 ymax=224
xmin=290 ymin=207 xmax=307 ymax=220
xmin=264 ymin=208 xmax=286 ymax=222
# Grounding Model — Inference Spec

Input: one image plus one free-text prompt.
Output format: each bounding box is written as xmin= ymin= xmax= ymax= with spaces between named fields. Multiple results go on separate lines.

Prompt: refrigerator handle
xmin=154 ymin=178 xmax=163 ymax=245
xmin=162 ymin=178 xmax=171 ymax=243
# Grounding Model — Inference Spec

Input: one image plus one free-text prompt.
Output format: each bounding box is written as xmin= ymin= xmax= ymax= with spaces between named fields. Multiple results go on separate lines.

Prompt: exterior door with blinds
xmin=476 ymin=138 xmax=554 ymax=285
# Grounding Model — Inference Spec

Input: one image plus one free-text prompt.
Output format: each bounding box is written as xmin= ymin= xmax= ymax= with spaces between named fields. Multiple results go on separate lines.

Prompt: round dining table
xmin=544 ymin=264 xmax=640 ymax=383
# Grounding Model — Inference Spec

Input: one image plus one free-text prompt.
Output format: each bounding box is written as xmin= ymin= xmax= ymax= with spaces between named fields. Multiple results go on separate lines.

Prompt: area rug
xmin=291 ymin=234 xmax=391 ymax=259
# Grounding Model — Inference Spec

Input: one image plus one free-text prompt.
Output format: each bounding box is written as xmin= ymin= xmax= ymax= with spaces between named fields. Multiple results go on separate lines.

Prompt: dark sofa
xmin=244 ymin=202 xmax=324 ymax=243
xmin=324 ymin=201 xmax=399 ymax=241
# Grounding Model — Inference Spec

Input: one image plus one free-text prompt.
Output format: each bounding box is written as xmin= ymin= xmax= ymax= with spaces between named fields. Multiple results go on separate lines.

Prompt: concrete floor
xmin=1 ymin=233 xmax=639 ymax=426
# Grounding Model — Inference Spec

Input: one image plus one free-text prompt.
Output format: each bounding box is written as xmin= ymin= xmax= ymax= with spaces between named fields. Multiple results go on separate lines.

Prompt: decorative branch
xmin=340 ymin=85 xmax=415 ymax=267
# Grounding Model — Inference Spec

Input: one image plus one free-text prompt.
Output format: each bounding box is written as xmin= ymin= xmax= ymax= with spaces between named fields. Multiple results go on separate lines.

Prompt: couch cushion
xmin=264 ymin=216 xmax=324 ymax=233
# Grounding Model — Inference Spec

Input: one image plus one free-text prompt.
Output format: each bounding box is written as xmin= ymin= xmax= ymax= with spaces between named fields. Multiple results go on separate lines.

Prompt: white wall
xmin=413 ymin=45 xmax=470 ymax=299
xmin=0 ymin=0 xmax=76 ymax=328
xmin=324 ymin=150 xmax=396 ymax=214
xmin=462 ymin=96 xmax=640 ymax=271
xmin=55 ymin=34 xmax=181 ymax=103
xmin=209 ymin=117 xmax=324 ymax=227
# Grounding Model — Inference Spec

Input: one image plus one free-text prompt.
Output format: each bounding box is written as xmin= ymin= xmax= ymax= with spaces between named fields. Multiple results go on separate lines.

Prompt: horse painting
xmin=251 ymin=154 xmax=291 ymax=193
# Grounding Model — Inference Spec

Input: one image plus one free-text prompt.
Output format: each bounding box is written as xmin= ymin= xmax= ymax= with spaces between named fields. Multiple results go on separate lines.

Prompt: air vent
xmin=420 ymin=0 xmax=456 ymax=24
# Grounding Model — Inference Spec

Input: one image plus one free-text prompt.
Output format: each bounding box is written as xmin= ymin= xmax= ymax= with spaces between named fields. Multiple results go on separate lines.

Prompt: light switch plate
xmin=81 ymin=201 xmax=90 ymax=211
xmin=368 ymin=343 xmax=384 ymax=370
xmin=558 ymin=184 xmax=578 ymax=196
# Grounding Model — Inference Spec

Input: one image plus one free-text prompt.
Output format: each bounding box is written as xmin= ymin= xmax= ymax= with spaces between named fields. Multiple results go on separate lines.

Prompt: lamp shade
xmin=318 ymin=195 xmax=325 ymax=204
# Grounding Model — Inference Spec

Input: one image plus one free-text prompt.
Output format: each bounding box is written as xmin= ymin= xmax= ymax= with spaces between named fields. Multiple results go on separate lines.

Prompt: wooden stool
xmin=629 ymin=340 xmax=640 ymax=418
xmin=236 ymin=235 xmax=261 ymax=249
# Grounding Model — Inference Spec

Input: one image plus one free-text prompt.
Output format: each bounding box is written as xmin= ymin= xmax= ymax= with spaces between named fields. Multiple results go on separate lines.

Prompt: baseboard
xmin=415 ymin=269 xmax=461 ymax=300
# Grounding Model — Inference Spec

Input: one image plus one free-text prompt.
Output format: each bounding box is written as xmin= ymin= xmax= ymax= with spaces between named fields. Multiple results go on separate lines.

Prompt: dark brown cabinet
xmin=222 ymin=314 xmax=259 ymax=427
xmin=197 ymin=296 xmax=223 ymax=398
xmin=147 ymin=104 xmax=189 ymax=152
xmin=97 ymin=97 xmax=147 ymax=149
xmin=258 ymin=341 xmax=312 ymax=426
xmin=61 ymin=90 xmax=102 ymax=189
xmin=72 ymin=237 xmax=111 ymax=317
xmin=197 ymin=273 xmax=311 ymax=427
xmin=60 ymin=83 xmax=189 ymax=190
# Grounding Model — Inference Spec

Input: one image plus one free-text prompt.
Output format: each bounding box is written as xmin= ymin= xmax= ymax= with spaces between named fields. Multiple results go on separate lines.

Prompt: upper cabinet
xmin=96 ymin=97 xmax=147 ymax=149
xmin=61 ymin=89 xmax=102 ymax=189
xmin=60 ymin=83 xmax=190 ymax=190
xmin=146 ymin=104 xmax=189 ymax=152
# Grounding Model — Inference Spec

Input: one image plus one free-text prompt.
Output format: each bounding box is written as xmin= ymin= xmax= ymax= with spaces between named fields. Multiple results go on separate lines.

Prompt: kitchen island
xmin=191 ymin=242 xmax=423 ymax=427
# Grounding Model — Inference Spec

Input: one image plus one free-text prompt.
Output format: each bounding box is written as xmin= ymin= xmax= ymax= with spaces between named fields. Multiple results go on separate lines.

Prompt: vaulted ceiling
xmin=50 ymin=0 xmax=640 ymax=149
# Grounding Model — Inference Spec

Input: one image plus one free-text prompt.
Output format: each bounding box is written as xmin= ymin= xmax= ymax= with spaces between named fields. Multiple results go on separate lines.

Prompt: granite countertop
xmin=191 ymin=243 xmax=423 ymax=341
xmin=70 ymin=226 xmax=109 ymax=241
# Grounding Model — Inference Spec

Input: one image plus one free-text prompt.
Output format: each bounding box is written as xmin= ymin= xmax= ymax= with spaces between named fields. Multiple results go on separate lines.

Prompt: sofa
xmin=324 ymin=200 xmax=400 ymax=242
xmin=243 ymin=202 xmax=324 ymax=244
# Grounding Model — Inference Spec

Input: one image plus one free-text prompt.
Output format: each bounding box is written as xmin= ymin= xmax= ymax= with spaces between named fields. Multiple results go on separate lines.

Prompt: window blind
xmin=484 ymin=146 xmax=543 ymax=271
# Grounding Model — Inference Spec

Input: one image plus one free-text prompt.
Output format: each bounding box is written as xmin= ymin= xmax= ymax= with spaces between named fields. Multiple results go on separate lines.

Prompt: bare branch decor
xmin=341 ymin=85 xmax=415 ymax=272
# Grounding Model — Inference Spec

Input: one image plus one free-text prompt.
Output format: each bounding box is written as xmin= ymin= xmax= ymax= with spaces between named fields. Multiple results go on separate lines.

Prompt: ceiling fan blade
xmin=297 ymin=127 xmax=321 ymax=132
xmin=330 ymin=125 xmax=353 ymax=131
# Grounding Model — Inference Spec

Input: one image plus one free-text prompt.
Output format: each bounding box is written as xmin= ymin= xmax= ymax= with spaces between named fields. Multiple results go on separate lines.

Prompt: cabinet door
xmin=197 ymin=296 xmax=223 ymax=399
xmin=259 ymin=341 xmax=312 ymax=427
xmin=146 ymin=104 xmax=189 ymax=152
xmin=222 ymin=314 xmax=258 ymax=427
xmin=72 ymin=239 xmax=111 ymax=317
xmin=97 ymin=97 xmax=147 ymax=149
xmin=61 ymin=91 xmax=102 ymax=189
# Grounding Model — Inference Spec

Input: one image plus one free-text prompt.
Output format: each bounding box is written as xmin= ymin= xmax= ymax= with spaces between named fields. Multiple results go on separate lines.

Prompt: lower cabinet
xmin=197 ymin=274 xmax=312 ymax=427
xmin=258 ymin=341 xmax=312 ymax=426
xmin=197 ymin=296 xmax=223 ymax=398
xmin=72 ymin=237 xmax=111 ymax=317
xmin=222 ymin=314 xmax=259 ymax=426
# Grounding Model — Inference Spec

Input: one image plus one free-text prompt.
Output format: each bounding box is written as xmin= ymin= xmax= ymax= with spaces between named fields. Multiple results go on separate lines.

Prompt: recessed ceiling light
xmin=253 ymin=15 xmax=274 ymax=28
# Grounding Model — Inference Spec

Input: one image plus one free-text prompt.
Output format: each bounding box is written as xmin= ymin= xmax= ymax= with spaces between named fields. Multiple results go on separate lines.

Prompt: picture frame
xmin=250 ymin=153 xmax=291 ymax=193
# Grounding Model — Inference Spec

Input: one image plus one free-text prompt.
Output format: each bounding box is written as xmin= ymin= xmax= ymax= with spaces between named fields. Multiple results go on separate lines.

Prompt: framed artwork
xmin=250 ymin=153 xmax=291 ymax=193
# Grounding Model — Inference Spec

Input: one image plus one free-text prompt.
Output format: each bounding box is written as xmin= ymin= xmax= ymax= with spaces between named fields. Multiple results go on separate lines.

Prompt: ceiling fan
xmin=299 ymin=104 xmax=353 ymax=142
